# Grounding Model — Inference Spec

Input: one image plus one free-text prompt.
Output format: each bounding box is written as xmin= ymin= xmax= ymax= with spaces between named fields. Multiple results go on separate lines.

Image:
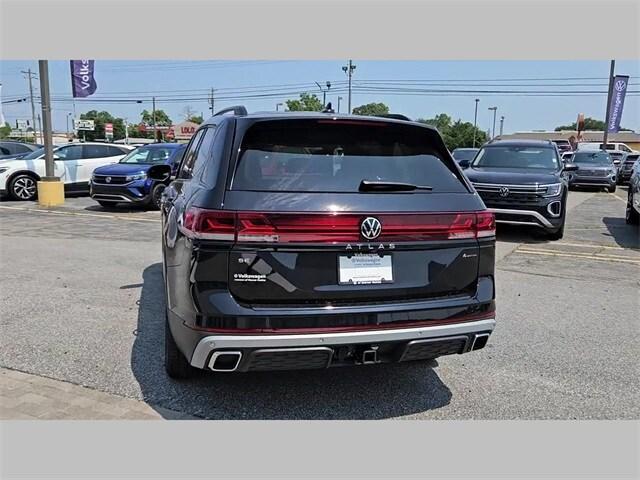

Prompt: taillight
xmin=475 ymin=212 xmax=496 ymax=238
xmin=180 ymin=209 xmax=495 ymax=242
xmin=182 ymin=207 xmax=235 ymax=241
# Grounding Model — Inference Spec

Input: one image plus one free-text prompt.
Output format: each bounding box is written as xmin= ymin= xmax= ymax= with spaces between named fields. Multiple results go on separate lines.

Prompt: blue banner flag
xmin=70 ymin=60 xmax=97 ymax=98
xmin=607 ymin=75 xmax=629 ymax=133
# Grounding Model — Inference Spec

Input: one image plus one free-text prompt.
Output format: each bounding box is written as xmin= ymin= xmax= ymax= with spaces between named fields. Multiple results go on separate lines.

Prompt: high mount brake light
xmin=180 ymin=208 xmax=496 ymax=243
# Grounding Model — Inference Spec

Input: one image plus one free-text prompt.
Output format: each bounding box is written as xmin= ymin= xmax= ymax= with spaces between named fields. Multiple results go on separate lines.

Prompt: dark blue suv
xmin=90 ymin=143 xmax=186 ymax=209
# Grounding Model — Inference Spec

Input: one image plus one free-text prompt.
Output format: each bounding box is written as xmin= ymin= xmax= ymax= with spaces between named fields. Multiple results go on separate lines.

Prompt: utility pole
xmin=37 ymin=60 xmax=63 ymax=205
xmin=21 ymin=69 xmax=38 ymax=143
xmin=472 ymin=98 xmax=479 ymax=147
xmin=210 ymin=88 xmax=215 ymax=115
xmin=488 ymin=106 xmax=498 ymax=139
xmin=152 ymin=96 xmax=157 ymax=143
xmin=499 ymin=116 xmax=505 ymax=136
xmin=602 ymin=59 xmax=615 ymax=148
xmin=342 ymin=60 xmax=356 ymax=114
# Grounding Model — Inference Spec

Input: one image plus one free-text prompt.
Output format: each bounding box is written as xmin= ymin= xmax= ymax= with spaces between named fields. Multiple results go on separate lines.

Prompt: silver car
xmin=567 ymin=151 xmax=617 ymax=193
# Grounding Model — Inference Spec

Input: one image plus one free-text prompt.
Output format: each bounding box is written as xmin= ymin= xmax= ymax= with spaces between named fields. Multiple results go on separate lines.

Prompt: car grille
xmin=472 ymin=183 xmax=547 ymax=206
xmin=92 ymin=174 xmax=129 ymax=185
xmin=575 ymin=170 xmax=606 ymax=177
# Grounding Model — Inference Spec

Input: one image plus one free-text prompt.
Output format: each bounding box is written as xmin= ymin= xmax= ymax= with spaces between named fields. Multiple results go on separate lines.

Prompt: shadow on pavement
xmin=602 ymin=216 xmax=640 ymax=249
xmin=495 ymin=223 xmax=547 ymax=244
xmin=130 ymin=263 xmax=453 ymax=420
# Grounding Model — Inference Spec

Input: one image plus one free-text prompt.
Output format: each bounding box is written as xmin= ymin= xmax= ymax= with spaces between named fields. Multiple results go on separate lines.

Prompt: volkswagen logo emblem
xmin=498 ymin=186 xmax=510 ymax=197
xmin=614 ymin=79 xmax=627 ymax=92
xmin=105 ymin=176 xmax=112 ymax=183
xmin=361 ymin=217 xmax=382 ymax=240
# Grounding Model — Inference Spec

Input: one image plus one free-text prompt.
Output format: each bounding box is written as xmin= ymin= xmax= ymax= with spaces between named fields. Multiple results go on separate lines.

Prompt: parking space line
xmin=608 ymin=192 xmax=628 ymax=204
xmin=0 ymin=204 xmax=160 ymax=223
xmin=552 ymin=242 xmax=631 ymax=251
xmin=515 ymin=248 xmax=640 ymax=265
xmin=518 ymin=248 xmax=638 ymax=260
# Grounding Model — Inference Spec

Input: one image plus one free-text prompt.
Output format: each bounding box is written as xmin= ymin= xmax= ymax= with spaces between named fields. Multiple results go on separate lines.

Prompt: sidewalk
xmin=0 ymin=367 xmax=196 ymax=420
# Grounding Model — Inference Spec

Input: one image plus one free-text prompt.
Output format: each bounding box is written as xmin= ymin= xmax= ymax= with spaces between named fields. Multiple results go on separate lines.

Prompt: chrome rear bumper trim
xmin=488 ymin=208 xmax=554 ymax=228
xmin=189 ymin=318 xmax=496 ymax=368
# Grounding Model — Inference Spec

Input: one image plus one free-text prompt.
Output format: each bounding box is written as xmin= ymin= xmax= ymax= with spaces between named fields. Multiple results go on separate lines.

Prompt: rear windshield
xmin=232 ymin=119 xmax=466 ymax=193
xmin=472 ymin=145 xmax=559 ymax=170
xmin=452 ymin=149 xmax=478 ymax=161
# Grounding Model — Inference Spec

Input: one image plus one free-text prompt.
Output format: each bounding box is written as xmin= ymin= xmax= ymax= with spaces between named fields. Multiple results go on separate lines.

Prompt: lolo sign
xmin=172 ymin=121 xmax=199 ymax=140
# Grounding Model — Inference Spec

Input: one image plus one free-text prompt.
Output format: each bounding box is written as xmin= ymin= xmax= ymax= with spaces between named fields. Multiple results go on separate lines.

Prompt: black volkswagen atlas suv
xmin=460 ymin=139 xmax=576 ymax=240
xmin=147 ymin=107 xmax=497 ymax=378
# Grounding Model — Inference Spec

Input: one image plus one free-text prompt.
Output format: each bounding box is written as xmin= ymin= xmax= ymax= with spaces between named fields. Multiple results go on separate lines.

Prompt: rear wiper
xmin=358 ymin=180 xmax=433 ymax=192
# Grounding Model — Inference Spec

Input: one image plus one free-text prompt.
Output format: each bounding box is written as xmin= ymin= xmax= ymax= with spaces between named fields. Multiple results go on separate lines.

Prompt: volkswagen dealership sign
xmin=607 ymin=75 xmax=629 ymax=133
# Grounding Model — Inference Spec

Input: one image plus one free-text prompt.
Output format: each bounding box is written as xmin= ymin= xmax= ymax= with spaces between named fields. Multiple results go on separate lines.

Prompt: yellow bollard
xmin=37 ymin=179 xmax=65 ymax=207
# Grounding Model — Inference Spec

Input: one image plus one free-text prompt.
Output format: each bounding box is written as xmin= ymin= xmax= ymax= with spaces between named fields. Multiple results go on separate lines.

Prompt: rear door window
xmin=178 ymin=129 xmax=205 ymax=179
xmin=231 ymin=119 xmax=466 ymax=193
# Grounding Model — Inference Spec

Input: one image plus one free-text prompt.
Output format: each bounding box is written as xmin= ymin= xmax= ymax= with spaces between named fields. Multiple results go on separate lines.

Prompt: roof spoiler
xmin=213 ymin=106 xmax=248 ymax=117
xmin=375 ymin=113 xmax=412 ymax=122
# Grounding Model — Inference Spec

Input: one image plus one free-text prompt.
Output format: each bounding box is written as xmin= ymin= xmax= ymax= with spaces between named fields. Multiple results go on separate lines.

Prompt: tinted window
xmin=232 ymin=120 xmax=465 ymax=193
xmin=190 ymin=127 xmax=217 ymax=179
xmin=452 ymin=149 xmax=478 ymax=161
xmin=56 ymin=145 xmax=84 ymax=160
xmin=12 ymin=144 xmax=32 ymax=154
xmin=120 ymin=146 xmax=176 ymax=165
xmin=83 ymin=145 xmax=111 ymax=159
xmin=0 ymin=146 xmax=9 ymax=155
xmin=170 ymin=147 xmax=186 ymax=166
xmin=107 ymin=146 xmax=127 ymax=156
xmin=473 ymin=146 xmax=559 ymax=170
xmin=178 ymin=129 xmax=205 ymax=179
xmin=573 ymin=151 xmax=613 ymax=165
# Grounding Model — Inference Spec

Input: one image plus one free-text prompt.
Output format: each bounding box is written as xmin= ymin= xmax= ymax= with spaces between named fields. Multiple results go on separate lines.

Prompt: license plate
xmin=338 ymin=254 xmax=393 ymax=285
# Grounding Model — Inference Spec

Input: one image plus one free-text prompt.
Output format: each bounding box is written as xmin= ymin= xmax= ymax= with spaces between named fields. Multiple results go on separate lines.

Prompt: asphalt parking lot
xmin=0 ymin=189 xmax=638 ymax=419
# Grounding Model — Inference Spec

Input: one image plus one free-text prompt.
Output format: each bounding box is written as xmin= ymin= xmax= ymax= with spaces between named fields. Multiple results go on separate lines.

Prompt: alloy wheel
xmin=13 ymin=176 xmax=37 ymax=200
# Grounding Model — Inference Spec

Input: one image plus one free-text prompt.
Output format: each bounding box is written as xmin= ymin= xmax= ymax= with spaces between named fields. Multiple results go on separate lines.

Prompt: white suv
xmin=576 ymin=142 xmax=637 ymax=169
xmin=0 ymin=142 xmax=133 ymax=201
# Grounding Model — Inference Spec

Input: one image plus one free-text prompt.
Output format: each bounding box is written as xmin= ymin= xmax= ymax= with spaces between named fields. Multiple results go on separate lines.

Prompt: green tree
xmin=352 ymin=102 xmax=390 ymax=117
xmin=417 ymin=114 xmax=487 ymax=151
xmin=79 ymin=110 xmax=126 ymax=141
xmin=0 ymin=122 xmax=11 ymax=139
xmin=187 ymin=115 xmax=203 ymax=124
xmin=555 ymin=117 xmax=631 ymax=132
xmin=141 ymin=109 xmax=172 ymax=126
xmin=285 ymin=93 xmax=323 ymax=112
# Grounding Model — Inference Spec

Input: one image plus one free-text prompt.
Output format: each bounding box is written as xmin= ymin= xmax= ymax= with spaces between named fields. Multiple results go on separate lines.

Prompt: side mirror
xmin=147 ymin=164 xmax=172 ymax=181
xmin=563 ymin=163 xmax=578 ymax=172
xmin=458 ymin=159 xmax=471 ymax=169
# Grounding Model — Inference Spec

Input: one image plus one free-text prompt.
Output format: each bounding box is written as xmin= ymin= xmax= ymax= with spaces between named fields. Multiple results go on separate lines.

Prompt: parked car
xmin=451 ymin=147 xmax=479 ymax=164
xmin=0 ymin=141 xmax=43 ymax=160
xmin=561 ymin=152 xmax=574 ymax=163
xmin=459 ymin=139 xmax=575 ymax=240
xmin=0 ymin=142 xmax=132 ymax=201
xmin=616 ymin=153 xmax=639 ymax=185
xmin=576 ymin=142 xmax=636 ymax=169
xmin=90 ymin=143 xmax=186 ymax=209
xmin=149 ymin=107 xmax=496 ymax=378
xmin=550 ymin=139 xmax=572 ymax=154
xmin=626 ymin=158 xmax=640 ymax=224
xmin=567 ymin=150 xmax=618 ymax=193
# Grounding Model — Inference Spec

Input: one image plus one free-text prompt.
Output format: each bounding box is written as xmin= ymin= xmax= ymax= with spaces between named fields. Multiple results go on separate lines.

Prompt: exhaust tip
xmin=209 ymin=351 xmax=242 ymax=372
xmin=471 ymin=333 xmax=490 ymax=351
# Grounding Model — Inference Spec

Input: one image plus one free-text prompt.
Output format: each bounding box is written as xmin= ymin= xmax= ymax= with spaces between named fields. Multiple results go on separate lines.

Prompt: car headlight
xmin=544 ymin=183 xmax=563 ymax=197
xmin=126 ymin=173 xmax=147 ymax=181
xmin=607 ymin=169 xmax=616 ymax=176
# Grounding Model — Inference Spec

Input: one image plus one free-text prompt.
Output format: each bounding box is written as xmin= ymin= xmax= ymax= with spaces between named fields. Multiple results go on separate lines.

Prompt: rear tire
xmin=626 ymin=191 xmax=639 ymax=225
xmin=607 ymin=185 xmax=617 ymax=193
xmin=149 ymin=183 xmax=166 ymax=210
xmin=165 ymin=314 xmax=195 ymax=379
xmin=8 ymin=173 xmax=38 ymax=201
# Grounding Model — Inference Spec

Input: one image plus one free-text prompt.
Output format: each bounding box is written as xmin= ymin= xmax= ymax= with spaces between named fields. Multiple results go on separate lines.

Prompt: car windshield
xmin=232 ymin=119 xmax=466 ymax=193
xmin=472 ymin=145 xmax=559 ymax=170
xmin=452 ymin=149 xmax=477 ymax=161
xmin=119 ymin=146 xmax=175 ymax=164
xmin=572 ymin=152 xmax=612 ymax=165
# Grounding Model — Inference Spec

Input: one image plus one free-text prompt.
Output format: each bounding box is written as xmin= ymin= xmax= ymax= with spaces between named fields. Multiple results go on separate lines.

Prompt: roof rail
xmin=213 ymin=106 xmax=248 ymax=117
xmin=376 ymin=113 xmax=411 ymax=121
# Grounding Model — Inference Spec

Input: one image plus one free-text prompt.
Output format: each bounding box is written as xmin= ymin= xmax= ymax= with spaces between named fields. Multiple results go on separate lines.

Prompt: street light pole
xmin=472 ymin=98 xmax=479 ymax=147
xmin=152 ymin=96 xmax=157 ymax=143
xmin=488 ymin=106 xmax=497 ymax=139
xmin=21 ymin=69 xmax=38 ymax=143
xmin=276 ymin=103 xmax=283 ymax=111
xmin=342 ymin=60 xmax=356 ymax=114
xmin=602 ymin=59 xmax=615 ymax=148
xmin=499 ymin=116 xmax=505 ymax=136
xmin=337 ymin=96 xmax=343 ymax=113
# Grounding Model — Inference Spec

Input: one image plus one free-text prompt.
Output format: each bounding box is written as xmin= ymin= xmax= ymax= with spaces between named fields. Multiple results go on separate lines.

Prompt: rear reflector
xmin=180 ymin=208 xmax=496 ymax=243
